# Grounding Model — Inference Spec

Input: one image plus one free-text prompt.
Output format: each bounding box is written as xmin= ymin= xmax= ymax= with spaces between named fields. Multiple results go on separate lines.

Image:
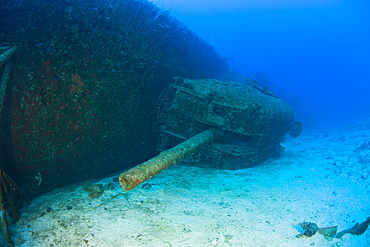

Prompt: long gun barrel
xmin=119 ymin=128 xmax=221 ymax=191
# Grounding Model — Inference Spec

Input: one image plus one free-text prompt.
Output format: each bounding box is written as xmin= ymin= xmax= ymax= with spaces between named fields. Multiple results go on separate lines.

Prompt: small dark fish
xmin=141 ymin=183 xmax=152 ymax=189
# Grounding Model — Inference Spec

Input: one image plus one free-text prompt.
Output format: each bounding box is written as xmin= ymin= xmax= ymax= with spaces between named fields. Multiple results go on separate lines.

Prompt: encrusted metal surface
xmin=0 ymin=0 xmax=229 ymax=198
xmin=156 ymin=77 xmax=296 ymax=169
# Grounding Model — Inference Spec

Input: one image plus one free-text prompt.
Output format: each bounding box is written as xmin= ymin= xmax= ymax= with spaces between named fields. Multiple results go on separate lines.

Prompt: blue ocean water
xmin=156 ymin=0 xmax=370 ymax=129
xmin=1 ymin=1 xmax=369 ymax=245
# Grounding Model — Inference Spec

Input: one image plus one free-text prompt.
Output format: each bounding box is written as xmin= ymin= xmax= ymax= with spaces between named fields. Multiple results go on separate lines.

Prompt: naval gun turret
xmin=119 ymin=77 xmax=302 ymax=191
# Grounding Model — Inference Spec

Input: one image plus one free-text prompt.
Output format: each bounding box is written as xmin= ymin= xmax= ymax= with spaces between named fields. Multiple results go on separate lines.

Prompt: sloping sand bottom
xmin=10 ymin=123 xmax=370 ymax=246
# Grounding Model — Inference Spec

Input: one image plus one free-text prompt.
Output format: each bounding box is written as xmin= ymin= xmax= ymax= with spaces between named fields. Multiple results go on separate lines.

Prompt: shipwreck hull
xmin=0 ymin=0 xmax=229 ymax=198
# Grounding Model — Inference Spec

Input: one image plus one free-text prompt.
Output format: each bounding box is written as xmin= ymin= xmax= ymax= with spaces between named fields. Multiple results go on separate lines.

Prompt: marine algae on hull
xmin=0 ymin=0 xmax=229 ymax=199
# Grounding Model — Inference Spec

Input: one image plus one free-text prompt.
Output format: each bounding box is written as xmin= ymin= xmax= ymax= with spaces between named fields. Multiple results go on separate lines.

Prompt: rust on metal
xmin=119 ymin=128 xmax=221 ymax=191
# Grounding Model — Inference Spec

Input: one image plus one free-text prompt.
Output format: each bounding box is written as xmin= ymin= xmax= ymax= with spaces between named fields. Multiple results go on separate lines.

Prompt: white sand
xmin=11 ymin=122 xmax=370 ymax=246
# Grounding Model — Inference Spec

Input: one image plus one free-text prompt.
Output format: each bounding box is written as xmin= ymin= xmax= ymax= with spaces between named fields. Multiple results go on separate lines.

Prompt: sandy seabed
xmin=10 ymin=122 xmax=370 ymax=247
